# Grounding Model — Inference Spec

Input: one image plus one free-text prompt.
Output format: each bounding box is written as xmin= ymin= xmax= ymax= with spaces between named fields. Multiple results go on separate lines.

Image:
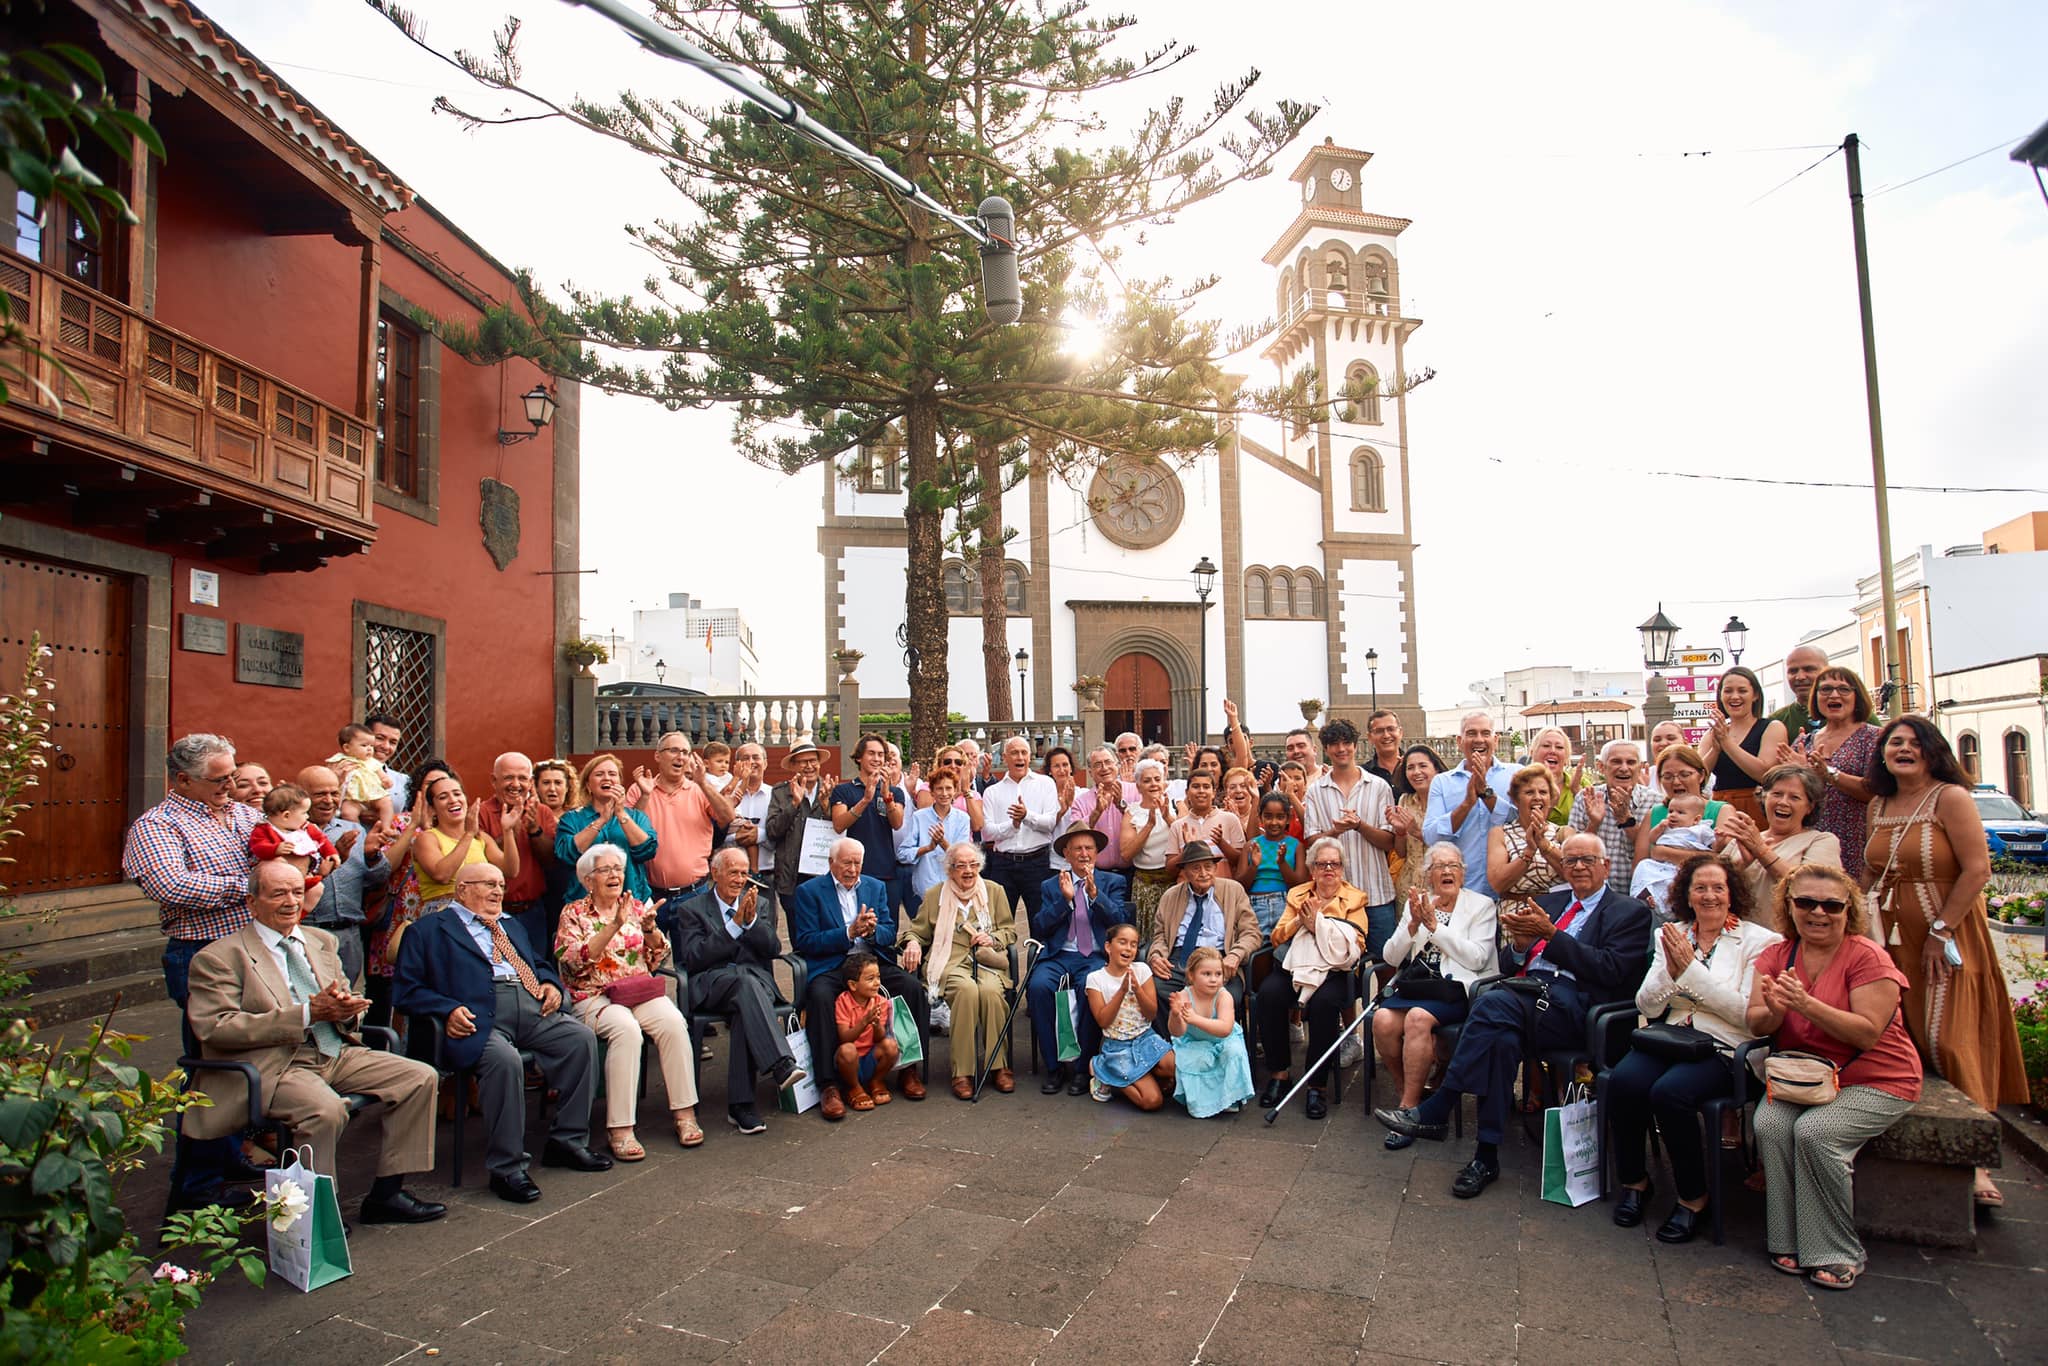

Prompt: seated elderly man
xmin=186 ymin=861 xmax=444 ymax=1224
xmin=394 ymin=863 xmax=612 ymax=1203
xmin=1376 ymin=832 xmax=1652 ymax=1198
xmin=1029 ymin=827 xmax=1132 ymax=1096
xmin=1144 ymin=841 xmax=1262 ymax=1033
xmin=790 ymin=837 xmax=930 ymax=1120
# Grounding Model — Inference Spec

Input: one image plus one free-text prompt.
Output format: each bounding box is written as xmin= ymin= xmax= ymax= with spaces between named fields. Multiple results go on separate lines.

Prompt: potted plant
xmin=561 ymin=636 xmax=610 ymax=672
xmin=1298 ymin=698 xmax=1324 ymax=725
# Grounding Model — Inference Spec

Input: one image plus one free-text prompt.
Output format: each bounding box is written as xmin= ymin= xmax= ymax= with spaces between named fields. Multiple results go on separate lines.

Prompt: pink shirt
xmin=633 ymin=781 xmax=715 ymax=888
xmin=1760 ymin=935 xmax=1922 ymax=1102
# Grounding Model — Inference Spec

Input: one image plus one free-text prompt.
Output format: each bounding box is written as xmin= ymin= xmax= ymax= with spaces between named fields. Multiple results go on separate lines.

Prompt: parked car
xmin=1973 ymin=786 xmax=2048 ymax=864
xmin=597 ymin=681 xmax=706 ymax=698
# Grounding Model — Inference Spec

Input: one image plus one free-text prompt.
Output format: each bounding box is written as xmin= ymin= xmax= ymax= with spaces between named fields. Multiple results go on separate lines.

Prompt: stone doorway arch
xmin=1069 ymin=602 xmax=1206 ymax=750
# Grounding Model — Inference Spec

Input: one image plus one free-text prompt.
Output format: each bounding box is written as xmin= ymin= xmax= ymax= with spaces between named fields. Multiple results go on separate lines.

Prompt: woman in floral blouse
xmin=556 ymin=843 xmax=702 ymax=1156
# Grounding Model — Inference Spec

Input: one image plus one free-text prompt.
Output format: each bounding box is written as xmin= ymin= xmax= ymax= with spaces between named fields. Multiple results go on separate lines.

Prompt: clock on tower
xmin=1295 ymin=137 xmax=1369 ymax=210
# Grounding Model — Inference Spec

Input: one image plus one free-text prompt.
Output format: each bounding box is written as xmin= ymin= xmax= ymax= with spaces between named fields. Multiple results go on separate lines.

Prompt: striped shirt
xmin=1569 ymin=783 xmax=1656 ymax=898
xmin=1301 ymin=769 xmax=1395 ymax=904
xmin=122 ymin=793 xmax=260 ymax=942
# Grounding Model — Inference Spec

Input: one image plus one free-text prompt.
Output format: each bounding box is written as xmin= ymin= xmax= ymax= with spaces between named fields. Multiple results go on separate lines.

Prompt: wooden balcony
xmin=0 ymin=252 xmax=376 ymax=570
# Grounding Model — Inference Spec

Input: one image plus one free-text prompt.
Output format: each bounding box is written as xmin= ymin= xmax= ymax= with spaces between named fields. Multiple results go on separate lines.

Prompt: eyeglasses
xmin=462 ymin=884 xmax=507 ymax=898
xmin=1560 ymin=855 xmax=1602 ymax=867
xmin=1790 ymin=895 xmax=1849 ymax=915
xmin=1311 ymin=861 xmax=1344 ymax=871
xmin=656 ymin=747 xmax=689 ymax=756
xmin=1813 ymin=684 xmax=1856 ymax=697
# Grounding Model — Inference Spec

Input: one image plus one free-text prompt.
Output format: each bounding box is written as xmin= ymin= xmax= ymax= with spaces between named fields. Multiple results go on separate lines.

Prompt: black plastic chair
xmin=1248 ymin=944 xmax=1373 ymax=1106
xmin=164 ymin=1024 xmax=402 ymax=1228
xmin=1700 ymin=1039 xmax=1769 ymax=1245
xmin=670 ymin=955 xmax=808 ymax=1095
xmin=1361 ymin=971 xmax=1504 ymax=1137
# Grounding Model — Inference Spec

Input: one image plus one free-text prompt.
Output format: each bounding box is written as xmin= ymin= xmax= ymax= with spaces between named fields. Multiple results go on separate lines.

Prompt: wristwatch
xmin=1477 ymin=787 xmax=1496 ymax=802
xmin=1619 ymin=816 xmax=1638 ymax=829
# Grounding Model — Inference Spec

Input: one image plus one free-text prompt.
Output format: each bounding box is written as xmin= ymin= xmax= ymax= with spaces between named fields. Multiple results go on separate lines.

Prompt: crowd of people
xmin=120 ymin=642 xmax=2031 ymax=1291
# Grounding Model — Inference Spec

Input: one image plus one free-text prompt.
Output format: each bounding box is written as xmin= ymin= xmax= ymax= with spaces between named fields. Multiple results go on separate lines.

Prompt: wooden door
xmin=0 ymin=552 xmax=132 ymax=894
xmin=1104 ymin=651 xmax=1172 ymax=747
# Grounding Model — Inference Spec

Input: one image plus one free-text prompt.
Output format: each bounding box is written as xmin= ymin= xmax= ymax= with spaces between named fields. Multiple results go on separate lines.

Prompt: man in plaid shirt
xmin=123 ymin=732 xmax=261 ymax=1206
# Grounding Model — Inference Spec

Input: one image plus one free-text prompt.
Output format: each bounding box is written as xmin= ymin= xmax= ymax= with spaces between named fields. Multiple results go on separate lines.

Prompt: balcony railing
xmin=0 ymin=252 xmax=375 ymax=540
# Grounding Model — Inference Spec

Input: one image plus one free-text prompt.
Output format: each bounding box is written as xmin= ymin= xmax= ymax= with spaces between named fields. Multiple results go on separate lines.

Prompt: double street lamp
xmin=1192 ymin=556 xmax=1218 ymax=743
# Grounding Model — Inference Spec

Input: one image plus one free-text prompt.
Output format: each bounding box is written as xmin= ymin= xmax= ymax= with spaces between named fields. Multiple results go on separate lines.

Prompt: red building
xmin=0 ymin=0 xmax=580 ymax=948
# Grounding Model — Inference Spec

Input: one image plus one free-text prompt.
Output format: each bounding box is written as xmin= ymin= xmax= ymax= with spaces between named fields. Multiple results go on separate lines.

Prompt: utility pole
xmin=1844 ymin=134 xmax=1903 ymax=718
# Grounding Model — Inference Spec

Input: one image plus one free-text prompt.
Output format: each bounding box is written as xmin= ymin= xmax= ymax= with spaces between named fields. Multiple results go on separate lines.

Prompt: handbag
xmin=1389 ymin=954 xmax=1467 ymax=1006
xmin=604 ymin=973 xmax=666 ymax=1008
xmin=1631 ymin=1019 xmax=1720 ymax=1062
xmin=1764 ymin=1050 xmax=1842 ymax=1105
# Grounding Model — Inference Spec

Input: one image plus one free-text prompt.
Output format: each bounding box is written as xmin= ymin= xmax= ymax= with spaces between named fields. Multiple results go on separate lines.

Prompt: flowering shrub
xmin=1990 ymin=885 xmax=2047 ymax=926
xmin=2013 ymin=949 xmax=2048 ymax=1116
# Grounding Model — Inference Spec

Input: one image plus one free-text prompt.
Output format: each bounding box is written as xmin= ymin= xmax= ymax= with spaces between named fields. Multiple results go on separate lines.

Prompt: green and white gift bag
xmin=266 ymin=1146 xmax=353 ymax=1292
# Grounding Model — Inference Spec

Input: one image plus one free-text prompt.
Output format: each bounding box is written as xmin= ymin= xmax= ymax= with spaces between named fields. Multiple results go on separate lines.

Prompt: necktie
xmin=281 ymin=936 xmax=345 ymax=1059
xmin=479 ymin=912 xmax=546 ymax=1000
xmin=1522 ymin=900 xmax=1583 ymax=976
xmin=1070 ymin=883 xmax=1094 ymax=956
xmin=1174 ymin=894 xmax=1206 ymax=969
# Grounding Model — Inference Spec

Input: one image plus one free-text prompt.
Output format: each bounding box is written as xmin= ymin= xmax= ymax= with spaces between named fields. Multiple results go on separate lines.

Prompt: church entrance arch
xmin=1104 ymin=651 xmax=1173 ymax=747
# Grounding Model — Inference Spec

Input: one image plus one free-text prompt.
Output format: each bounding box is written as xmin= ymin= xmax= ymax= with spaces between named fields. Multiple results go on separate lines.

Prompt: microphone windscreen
xmin=978 ymin=196 xmax=1022 ymax=326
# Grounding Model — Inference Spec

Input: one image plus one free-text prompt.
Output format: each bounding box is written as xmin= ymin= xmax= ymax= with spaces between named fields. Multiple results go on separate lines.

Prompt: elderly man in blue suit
xmin=393 ymin=863 xmax=611 ymax=1203
xmin=1375 ymin=832 xmax=1651 ymax=1199
xmin=1028 ymin=827 xmax=1131 ymax=1097
xmin=789 ymin=837 xmax=930 ymax=1120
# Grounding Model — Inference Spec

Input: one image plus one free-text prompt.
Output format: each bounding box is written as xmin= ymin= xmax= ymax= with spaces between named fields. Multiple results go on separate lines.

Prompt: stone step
xmin=12 ymin=925 xmax=164 ymax=992
xmin=13 ymin=969 xmax=166 ymax=1032
xmin=0 ymin=890 xmax=158 ymax=951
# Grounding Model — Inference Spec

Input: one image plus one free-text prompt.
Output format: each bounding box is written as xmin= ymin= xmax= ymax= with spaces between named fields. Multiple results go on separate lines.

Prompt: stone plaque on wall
xmin=479 ymin=476 xmax=520 ymax=571
xmin=180 ymin=614 xmax=228 ymax=655
xmin=236 ymin=625 xmax=305 ymax=689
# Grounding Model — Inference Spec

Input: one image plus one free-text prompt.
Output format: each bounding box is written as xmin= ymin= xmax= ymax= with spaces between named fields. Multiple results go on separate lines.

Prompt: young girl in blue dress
xmin=1086 ymin=922 xmax=1176 ymax=1109
xmin=1169 ymin=947 xmax=1256 ymax=1117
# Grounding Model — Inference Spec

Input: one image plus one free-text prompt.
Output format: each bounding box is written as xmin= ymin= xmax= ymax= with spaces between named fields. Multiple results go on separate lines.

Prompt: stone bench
xmin=1853 ymin=1078 xmax=2001 ymax=1249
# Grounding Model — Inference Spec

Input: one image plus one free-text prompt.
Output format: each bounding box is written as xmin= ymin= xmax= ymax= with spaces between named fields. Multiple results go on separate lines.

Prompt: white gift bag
xmin=265 ymin=1146 xmax=353 ymax=1292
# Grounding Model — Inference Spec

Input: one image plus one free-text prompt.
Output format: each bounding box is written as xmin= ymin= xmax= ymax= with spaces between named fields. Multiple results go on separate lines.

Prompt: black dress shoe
xmin=489 ymin=1171 xmax=543 ymax=1204
xmin=1068 ymin=1067 xmax=1090 ymax=1097
xmin=1373 ymin=1105 xmax=1449 ymax=1142
xmin=164 ymin=1181 xmax=259 ymax=1216
xmin=540 ymin=1139 xmax=614 ymax=1172
xmin=1384 ymin=1130 xmax=1415 ymax=1151
xmin=1042 ymin=1064 xmax=1070 ymax=1096
xmin=1305 ymin=1088 xmax=1329 ymax=1121
xmin=359 ymin=1190 xmax=448 ymax=1225
xmin=1613 ymin=1182 xmax=1655 ymax=1228
xmin=1257 ymin=1076 xmax=1288 ymax=1108
xmin=1451 ymin=1158 xmax=1500 ymax=1199
xmin=770 ymin=1056 xmax=807 ymax=1090
xmin=1656 ymin=1203 xmax=1706 ymax=1244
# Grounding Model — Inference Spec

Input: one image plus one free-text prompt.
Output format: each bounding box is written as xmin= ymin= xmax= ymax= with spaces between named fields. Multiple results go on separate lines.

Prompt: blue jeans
xmin=1027 ymin=948 xmax=1103 ymax=1066
xmin=163 ymin=937 xmax=238 ymax=1193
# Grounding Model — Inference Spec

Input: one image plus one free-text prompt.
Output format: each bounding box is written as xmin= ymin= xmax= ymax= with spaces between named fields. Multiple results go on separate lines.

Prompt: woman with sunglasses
xmin=1778 ymin=667 xmax=1881 ymax=882
xmin=1864 ymin=715 xmax=2027 ymax=1207
xmin=1746 ymin=867 xmax=1920 ymax=1292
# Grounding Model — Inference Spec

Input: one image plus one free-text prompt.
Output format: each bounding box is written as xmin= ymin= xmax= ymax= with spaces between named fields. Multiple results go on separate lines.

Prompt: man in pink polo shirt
xmin=630 ymin=732 xmax=736 ymax=906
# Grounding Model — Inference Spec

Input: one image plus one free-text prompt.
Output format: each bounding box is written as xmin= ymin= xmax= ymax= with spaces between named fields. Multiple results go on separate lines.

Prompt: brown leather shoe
xmin=819 ymin=1085 xmax=847 ymax=1121
xmin=898 ymin=1067 xmax=926 ymax=1101
xmin=951 ymin=1075 xmax=975 ymax=1101
xmin=992 ymin=1068 xmax=1016 ymax=1093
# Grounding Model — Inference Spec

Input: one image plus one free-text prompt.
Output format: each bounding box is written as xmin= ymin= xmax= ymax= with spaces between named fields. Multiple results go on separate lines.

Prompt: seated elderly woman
xmin=902 ymin=842 xmax=1018 ymax=1100
xmin=554 ymin=843 xmax=702 ymax=1157
xmin=1722 ymin=763 xmax=1841 ymax=921
xmin=1745 ymin=864 xmax=1922 ymax=1292
xmin=1253 ymin=838 xmax=1374 ymax=1122
xmin=1608 ymin=856 xmax=1781 ymax=1242
xmin=1486 ymin=765 xmax=1568 ymax=914
xmin=1372 ymin=841 xmax=1500 ymax=1150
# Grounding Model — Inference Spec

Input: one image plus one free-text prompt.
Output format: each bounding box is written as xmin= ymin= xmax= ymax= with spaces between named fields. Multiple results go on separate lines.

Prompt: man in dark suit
xmin=788 ymin=837 xmax=929 ymax=1120
xmin=672 ymin=847 xmax=807 ymax=1135
xmin=392 ymin=864 xmax=612 ymax=1203
xmin=1028 ymin=828 xmax=1131 ymax=1096
xmin=763 ymin=741 xmax=833 ymax=905
xmin=1376 ymin=833 xmax=1652 ymax=1198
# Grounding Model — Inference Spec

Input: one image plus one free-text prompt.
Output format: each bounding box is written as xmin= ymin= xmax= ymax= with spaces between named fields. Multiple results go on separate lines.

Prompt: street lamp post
xmin=1722 ymin=615 xmax=1749 ymax=666
xmin=1366 ymin=646 xmax=1379 ymax=713
xmin=1014 ymin=646 xmax=1029 ymax=724
xmin=1638 ymin=603 xmax=1680 ymax=743
xmin=1192 ymin=556 xmax=1218 ymax=744
xmin=654 ymin=658 xmax=667 ymax=685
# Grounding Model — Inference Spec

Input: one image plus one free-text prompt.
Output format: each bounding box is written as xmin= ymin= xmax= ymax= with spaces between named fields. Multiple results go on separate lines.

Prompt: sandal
xmin=1809 ymin=1264 xmax=1861 ymax=1291
xmin=609 ymin=1128 xmax=647 ymax=1162
xmin=847 ymin=1082 xmax=876 ymax=1112
xmin=868 ymin=1077 xmax=893 ymax=1106
xmin=1769 ymin=1254 xmax=1804 ymax=1276
xmin=1974 ymin=1181 xmax=2004 ymax=1208
xmin=674 ymin=1114 xmax=705 ymax=1148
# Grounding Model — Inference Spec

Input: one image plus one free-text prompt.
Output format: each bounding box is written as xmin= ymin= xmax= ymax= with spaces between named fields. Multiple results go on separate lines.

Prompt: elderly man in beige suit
xmin=186 ymin=860 xmax=445 ymax=1224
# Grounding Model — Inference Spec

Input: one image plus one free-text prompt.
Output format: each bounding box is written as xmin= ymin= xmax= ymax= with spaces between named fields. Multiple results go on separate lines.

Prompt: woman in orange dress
xmin=1863 ymin=715 xmax=2028 ymax=1207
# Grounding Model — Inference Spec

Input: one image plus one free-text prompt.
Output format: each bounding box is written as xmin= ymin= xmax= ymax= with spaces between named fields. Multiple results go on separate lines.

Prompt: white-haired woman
xmin=1120 ymin=757 xmax=1178 ymax=944
xmin=1373 ymin=842 xmax=1499 ymax=1149
xmin=555 ymin=842 xmax=702 ymax=1156
xmin=901 ymin=842 xmax=1018 ymax=1100
xmin=1253 ymin=838 xmax=1375 ymax=1120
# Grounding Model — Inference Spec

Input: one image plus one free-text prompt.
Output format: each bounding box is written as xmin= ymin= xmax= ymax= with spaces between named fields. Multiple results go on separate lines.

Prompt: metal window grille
xmin=363 ymin=621 xmax=436 ymax=772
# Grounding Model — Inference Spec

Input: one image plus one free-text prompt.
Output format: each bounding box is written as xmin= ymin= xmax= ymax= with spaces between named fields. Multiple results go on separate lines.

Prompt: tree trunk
xmin=901 ymin=14 xmax=949 ymax=769
xmin=975 ymin=433 xmax=1013 ymax=724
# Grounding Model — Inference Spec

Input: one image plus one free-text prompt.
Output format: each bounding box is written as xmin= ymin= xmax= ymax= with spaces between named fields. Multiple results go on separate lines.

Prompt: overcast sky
xmin=208 ymin=0 xmax=2048 ymax=702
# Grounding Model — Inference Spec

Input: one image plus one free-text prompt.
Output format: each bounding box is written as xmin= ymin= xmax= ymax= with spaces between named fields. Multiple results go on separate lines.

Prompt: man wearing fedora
xmin=1028 ymin=827 xmax=1133 ymax=1095
xmin=1144 ymin=841 xmax=1263 ymax=1033
xmin=764 ymin=741 xmax=835 ymax=907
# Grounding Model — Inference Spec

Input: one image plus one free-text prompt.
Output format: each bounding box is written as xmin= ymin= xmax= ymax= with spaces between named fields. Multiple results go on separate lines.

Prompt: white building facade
xmin=596 ymin=592 xmax=761 ymax=695
xmin=819 ymin=138 xmax=1426 ymax=746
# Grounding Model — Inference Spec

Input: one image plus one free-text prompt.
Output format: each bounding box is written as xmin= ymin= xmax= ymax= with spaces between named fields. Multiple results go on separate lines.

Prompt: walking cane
xmin=972 ymin=939 xmax=1042 ymax=1101
xmin=1263 ymin=1006 xmax=1371 ymax=1124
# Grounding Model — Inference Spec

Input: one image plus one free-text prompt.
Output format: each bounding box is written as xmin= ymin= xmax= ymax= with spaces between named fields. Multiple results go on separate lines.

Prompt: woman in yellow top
xmin=1252 ymin=839 xmax=1375 ymax=1121
xmin=387 ymin=771 xmax=519 ymax=905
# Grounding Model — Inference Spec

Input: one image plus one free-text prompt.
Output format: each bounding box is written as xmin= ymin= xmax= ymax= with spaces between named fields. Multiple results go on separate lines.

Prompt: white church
xmin=819 ymin=138 xmax=1425 ymax=745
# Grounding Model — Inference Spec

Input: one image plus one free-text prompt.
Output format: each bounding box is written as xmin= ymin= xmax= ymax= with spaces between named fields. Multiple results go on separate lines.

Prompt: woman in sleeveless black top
xmin=1699 ymin=666 xmax=1786 ymax=825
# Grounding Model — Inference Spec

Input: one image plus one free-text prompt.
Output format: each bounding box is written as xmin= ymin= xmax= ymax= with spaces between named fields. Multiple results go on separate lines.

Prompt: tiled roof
xmin=1287 ymin=140 xmax=1376 ymax=182
xmin=1261 ymin=207 xmax=1412 ymax=264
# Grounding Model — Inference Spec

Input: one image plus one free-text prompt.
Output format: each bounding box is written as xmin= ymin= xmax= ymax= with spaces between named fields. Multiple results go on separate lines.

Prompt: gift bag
xmin=1053 ymin=985 xmax=1083 ymax=1062
xmin=889 ymin=994 xmax=924 ymax=1068
xmin=1539 ymin=1092 xmax=1601 ymax=1208
xmin=266 ymin=1146 xmax=353 ymax=1292
xmin=777 ymin=1027 xmax=821 ymax=1114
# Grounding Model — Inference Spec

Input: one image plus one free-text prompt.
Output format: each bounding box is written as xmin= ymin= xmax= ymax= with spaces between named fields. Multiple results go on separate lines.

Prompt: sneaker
xmin=770 ymin=1056 xmax=807 ymax=1090
xmin=1291 ymin=1020 xmax=1306 ymax=1046
xmin=1090 ymin=1077 xmax=1113 ymax=1103
xmin=1337 ymin=1034 xmax=1364 ymax=1069
xmin=726 ymin=1105 xmax=767 ymax=1135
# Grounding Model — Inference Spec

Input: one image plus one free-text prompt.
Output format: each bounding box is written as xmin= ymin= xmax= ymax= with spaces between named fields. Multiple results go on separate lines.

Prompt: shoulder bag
xmin=1761 ymin=940 xmax=1893 ymax=1105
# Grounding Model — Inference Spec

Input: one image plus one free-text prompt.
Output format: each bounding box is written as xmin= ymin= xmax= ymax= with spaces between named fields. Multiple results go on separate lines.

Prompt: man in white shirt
xmin=724 ymin=742 xmax=775 ymax=891
xmin=979 ymin=735 xmax=1060 ymax=928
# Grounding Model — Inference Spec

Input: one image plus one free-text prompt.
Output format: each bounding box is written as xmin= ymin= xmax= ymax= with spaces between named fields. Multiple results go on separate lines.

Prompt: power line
xmin=1536 ymin=141 xmax=1839 ymax=160
xmin=1745 ymin=144 xmax=1844 ymax=207
xmin=1481 ymin=457 xmax=2044 ymax=496
xmin=1869 ymin=134 xmax=2030 ymax=197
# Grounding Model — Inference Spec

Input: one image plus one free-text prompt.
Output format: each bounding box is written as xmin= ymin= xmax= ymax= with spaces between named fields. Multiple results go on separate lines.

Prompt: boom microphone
xmin=977 ymin=196 xmax=1022 ymax=326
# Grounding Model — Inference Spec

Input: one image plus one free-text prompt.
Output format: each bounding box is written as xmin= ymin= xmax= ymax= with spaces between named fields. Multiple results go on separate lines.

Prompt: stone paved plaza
xmin=80 ymin=997 xmax=2048 ymax=1365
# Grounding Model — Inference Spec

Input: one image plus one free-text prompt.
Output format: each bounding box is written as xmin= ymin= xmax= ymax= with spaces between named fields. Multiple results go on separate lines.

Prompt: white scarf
xmin=927 ymin=877 xmax=992 ymax=998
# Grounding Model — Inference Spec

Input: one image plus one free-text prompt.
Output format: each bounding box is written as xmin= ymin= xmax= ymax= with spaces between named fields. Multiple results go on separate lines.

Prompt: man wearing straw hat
xmin=764 ymin=741 xmax=835 ymax=905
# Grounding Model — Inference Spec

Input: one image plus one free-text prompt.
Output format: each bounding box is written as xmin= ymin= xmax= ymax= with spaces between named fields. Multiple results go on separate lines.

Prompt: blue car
xmin=1974 ymin=786 xmax=2048 ymax=863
